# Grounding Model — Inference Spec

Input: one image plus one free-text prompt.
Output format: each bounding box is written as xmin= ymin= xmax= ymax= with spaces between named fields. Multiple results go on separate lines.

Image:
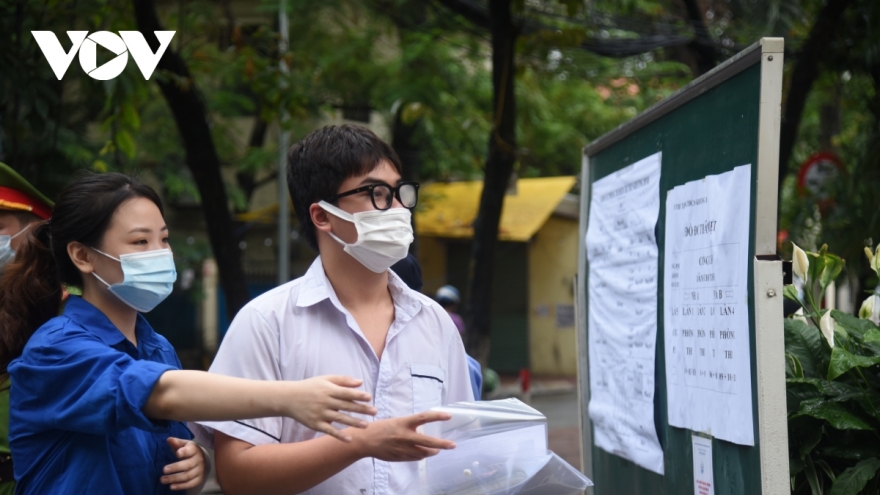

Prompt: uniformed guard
xmin=0 ymin=162 xmax=53 ymax=495
xmin=0 ymin=162 xmax=53 ymax=271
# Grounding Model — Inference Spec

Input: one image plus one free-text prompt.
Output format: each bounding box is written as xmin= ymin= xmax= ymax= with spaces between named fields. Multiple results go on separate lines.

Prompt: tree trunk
xmin=131 ymin=0 xmax=251 ymax=321
xmin=392 ymin=108 xmax=422 ymax=257
xmin=235 ymin=110 xmax=270 ymax=211
xmin=679 ymin=0 xmax=717 ymax=76
xmin=464 ymin=0 xmax=517 ymax=363
xmin=778 ymin=0 xmax=854 ymax=191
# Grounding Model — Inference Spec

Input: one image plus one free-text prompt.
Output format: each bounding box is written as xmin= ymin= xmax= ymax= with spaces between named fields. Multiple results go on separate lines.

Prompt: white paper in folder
xmin=408 ymin=399 xmax=592 ymax=495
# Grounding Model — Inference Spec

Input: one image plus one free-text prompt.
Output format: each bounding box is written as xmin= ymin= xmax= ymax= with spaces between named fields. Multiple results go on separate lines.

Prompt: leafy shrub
xmin=786 ymin=243 xmax=880 ymax=495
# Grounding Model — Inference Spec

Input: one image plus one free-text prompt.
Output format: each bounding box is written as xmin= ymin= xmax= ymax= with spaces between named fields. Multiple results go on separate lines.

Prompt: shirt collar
xmin=295 ymin=256 xmax=422 ymax=321
xmin=63 ymin=295 xmax=162 ymax=350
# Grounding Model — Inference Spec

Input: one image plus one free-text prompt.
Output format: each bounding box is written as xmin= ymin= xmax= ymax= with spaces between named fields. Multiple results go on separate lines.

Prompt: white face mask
xmin=318 ymin=200 xmax=413 ymax=273
xmin=0 ymin=224 xmax=31 ymax=267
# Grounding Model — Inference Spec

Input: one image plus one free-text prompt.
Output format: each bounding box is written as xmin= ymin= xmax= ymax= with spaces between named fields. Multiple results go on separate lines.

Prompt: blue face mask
xmin=0 ymin=224 xmax=31 ymax=268
xmin=92 ymin=248 xmax=177 ymax=312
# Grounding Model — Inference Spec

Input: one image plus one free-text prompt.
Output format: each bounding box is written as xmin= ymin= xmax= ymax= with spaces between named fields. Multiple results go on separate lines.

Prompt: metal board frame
xmin=575 ymin=38 xmax=787 ymax=494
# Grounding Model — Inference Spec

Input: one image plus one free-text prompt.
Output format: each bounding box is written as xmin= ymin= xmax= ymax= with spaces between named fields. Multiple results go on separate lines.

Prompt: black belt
xmin=0 ymin=455 xmax=13 ymax=483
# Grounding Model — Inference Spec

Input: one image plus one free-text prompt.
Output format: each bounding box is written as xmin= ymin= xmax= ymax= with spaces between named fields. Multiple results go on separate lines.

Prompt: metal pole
xmin=277 ymin=0 xmax=291 ymax=285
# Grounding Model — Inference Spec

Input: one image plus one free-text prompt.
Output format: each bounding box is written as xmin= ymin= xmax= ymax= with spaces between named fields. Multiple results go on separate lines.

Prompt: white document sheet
xmin=692 ymin=434 xmax=715 ymax=495
xmin=586 ymin=151 xmax=664 ymax=475
xmin=664 ymin=165 xmax=754 ymax=446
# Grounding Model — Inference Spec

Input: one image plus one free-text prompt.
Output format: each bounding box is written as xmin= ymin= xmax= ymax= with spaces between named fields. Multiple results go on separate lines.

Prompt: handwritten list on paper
xmin=664 ymin=165 xmax=754 ymax=446
xmin=586 ymin=152 xmax=664 ymax=475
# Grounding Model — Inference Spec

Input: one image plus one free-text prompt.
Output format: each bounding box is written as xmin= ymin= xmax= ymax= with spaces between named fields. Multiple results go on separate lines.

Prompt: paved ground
xmin=531 ymin=390 xmax=583 ymax=470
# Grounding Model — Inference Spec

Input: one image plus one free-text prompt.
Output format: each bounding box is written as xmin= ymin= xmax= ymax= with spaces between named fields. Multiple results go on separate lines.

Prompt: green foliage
xmin=829 ymin=459 xmax=880 ymax=495
xmin=778 ymin=0 xmax=880 ymax=302
xmin=785 ymin=245 xmax=880 ymax=494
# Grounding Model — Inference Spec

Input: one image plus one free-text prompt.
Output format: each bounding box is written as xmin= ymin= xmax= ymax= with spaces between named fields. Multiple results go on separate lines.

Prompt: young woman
xmin=0 ymin=173 xmax=377 ymax=495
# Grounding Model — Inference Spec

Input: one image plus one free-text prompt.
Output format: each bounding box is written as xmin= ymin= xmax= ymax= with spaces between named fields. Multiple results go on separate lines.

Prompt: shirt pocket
xmin=411 ymin=363 xmax=445 ymax=414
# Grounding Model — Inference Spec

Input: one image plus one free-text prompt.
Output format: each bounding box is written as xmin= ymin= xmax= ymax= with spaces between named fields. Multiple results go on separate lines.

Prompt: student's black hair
xmin=0 ymin=173 xmax=164 ymax=374
xmin=286 ymin=124 xmax=403 ymax=250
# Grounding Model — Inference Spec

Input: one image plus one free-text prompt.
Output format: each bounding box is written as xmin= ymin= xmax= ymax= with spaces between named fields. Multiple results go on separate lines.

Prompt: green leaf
xmin=792 ymin=457 xmax=806 ymax=477
xmin=785 ymin=284 xmax=802 ymax=304
xmin=820 ymin=254 xmax=846 ymax=289
xmin=120 ymin=103 xmax=141 ymax=131
xmin=114 ymin=130 xmax=136 ymax=159
xmin=831 ymin=311 xmax=879 ymax=341
xmin=863 ymin=329 xmax=880 ymax=345
xmin=800 ymin=423 xmax=824 ymax=458
xmin=805 ymin=454 xmax=823 ymax=495
xmin=817 ymin=444 xmax=880 ymax=462
xmin=808 ymin=251 xmax=828 ymax=287
xmin=793 ymin=398 xmax=873 ymax=430
xmin=816 ymin=460 xmax=836 ymax=482
xmin=787 ymin=381 xmax=824 ymax=415
xmin=787 ymin=353 xmax=805 ymax=378
xmin=828 ymin=347 xmax=880 ymax=381
xmin=829 ymin=458 xmax=880 ymax=495
xmin=786 ymin=318 xmax=827 ymax=377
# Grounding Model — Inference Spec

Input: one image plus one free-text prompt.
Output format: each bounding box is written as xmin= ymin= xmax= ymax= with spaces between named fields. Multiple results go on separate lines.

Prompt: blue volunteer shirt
xmin=8 ymin=296 xmax=192 ymax=495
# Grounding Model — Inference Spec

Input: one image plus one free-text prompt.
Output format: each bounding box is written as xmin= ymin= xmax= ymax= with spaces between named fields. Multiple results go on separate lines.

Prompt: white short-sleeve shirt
xmin=191 ymin=256 xmax=474 ymax=495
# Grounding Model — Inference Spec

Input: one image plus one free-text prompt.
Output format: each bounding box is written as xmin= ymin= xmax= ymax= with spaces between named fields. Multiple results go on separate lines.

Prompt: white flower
xmin=792 ymin=243 xmax=809 ymax=280
xmin=873 ymin=246 xmax=880 ymax=275
xmin=860 ymin=296 xmax=875 ymax=320
xmin=866 ymin=246 xmax=875 ymax=266
xmin=820 ymin=311 xmax=835 ymax=348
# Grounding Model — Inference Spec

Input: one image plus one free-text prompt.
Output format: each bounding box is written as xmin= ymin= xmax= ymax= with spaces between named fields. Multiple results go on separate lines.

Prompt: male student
xmin=193 ymin=125 xmax=474 ymax=495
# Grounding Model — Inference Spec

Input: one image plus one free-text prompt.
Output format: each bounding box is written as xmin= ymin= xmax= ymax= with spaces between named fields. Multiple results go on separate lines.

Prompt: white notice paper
xmin=586 ymin=152 xmax=664 ymax=475
xmin=664 ymin=165 xmax=754 ymax=446
xmin=692 ymin=434 xmax=715 ymax=495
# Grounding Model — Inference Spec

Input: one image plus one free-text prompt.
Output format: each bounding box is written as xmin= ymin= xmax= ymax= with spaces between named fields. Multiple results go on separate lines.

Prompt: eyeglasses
xmin=325 ymin=181 xmax=420 ymax=211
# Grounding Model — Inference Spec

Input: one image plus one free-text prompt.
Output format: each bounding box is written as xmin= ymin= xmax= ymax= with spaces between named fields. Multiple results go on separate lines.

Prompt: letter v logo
xmin=31 ymin=31 xmax=88 ymax=80
xmin=119 ymin=31 xmax=175 ymax=80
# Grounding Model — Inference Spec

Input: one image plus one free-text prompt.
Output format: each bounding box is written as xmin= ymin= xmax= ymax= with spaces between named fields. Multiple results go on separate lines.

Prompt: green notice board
xmin=575 ymin=38 xmax=789 ymax=494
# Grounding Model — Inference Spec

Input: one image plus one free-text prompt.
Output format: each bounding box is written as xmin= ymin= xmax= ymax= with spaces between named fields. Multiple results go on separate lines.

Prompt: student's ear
xmin=67 ymin=241 xmax=95 ymax=275
xmin=309 ymin=203 xmax=332 ymax=233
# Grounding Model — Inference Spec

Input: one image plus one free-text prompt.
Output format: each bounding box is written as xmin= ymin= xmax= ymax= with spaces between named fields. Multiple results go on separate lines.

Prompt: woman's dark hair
xmin=0 ymin=173 xmax=163 ymax=373
xmin=287 ymin=124 xmax=403 ymax=250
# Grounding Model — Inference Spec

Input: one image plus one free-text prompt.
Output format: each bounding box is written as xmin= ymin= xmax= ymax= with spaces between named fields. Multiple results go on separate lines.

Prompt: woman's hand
xmin=286 ymin=375 xmax=378 ymax=442
xmin=161 ymin=437 xmax=209 ymax=493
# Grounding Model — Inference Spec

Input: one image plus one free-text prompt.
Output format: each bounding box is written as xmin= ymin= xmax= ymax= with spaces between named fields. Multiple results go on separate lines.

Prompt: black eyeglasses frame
xmin=324 ymin=181 xmax=420 ymax=211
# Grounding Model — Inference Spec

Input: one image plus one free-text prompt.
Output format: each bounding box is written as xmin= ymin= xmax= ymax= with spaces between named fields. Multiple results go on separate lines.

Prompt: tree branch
xmin=131 ymin=0 xmax=251 ymax=321
xmin=431 ymin=0 xmax=692 ymax=58
xmin=778 ymin=0 xmax=855 ymax=190
xmin=679 ymin=0 xmax=718 ymax=75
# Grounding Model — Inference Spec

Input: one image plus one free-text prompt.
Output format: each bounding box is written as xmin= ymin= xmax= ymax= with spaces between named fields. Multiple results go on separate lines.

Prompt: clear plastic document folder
xmin=408 ymin=399 xmax=593 ymax=495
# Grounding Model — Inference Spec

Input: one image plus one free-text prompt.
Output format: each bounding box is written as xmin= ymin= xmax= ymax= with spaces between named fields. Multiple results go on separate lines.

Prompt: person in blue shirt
xmin=0 ymin=173 xmax=378 ymax=495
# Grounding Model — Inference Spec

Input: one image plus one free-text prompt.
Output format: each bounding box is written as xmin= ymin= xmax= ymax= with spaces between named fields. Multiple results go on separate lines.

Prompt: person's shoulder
xmin=17 ymin=315 xmax=94 ymax=363
xmin=411 ymin=290 xmax=444 ymax=313
xmin=146 ymin=330 xmax=175 ymax=352
xmin=410 ymin=291 xmax=459 ymax=334
xmin=241 ymin=278 xmax=305 ymax=313
xmin=229 ymin=277 xmax=312 ymax=335
xmin=26 ymin=314 xmax=83 ymax=346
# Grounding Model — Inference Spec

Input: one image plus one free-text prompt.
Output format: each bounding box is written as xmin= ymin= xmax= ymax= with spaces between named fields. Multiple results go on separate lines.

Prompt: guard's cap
xmin=0 ymin=162 xmax=53 ymax=220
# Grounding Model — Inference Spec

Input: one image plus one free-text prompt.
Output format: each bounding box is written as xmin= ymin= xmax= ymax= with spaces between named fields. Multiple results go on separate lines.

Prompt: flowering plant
xmin=785 ymin=243 xmax=880 ymax=495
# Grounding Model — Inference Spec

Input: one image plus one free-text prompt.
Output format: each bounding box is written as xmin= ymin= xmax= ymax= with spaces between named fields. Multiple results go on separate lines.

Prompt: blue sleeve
xmin=9 ymin=324 xmax=175 ymax=436
xmin=467 ymin=355 xmax=483 ymax=400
